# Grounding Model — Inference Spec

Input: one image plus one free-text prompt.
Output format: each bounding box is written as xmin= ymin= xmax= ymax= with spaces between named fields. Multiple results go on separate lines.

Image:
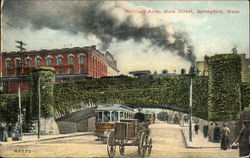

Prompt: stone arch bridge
xmin=30 ymin=54 xmax=249 ymax=134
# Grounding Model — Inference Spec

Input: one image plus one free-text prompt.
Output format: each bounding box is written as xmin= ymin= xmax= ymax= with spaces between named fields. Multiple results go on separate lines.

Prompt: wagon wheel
xmin=138 ymin=132 xmax=147 ymax=157
xmin=119 ymin=139 xmax=125 ymax=156
xmin=107 ymin=131 xmax=116 ymax=158
xmin=147 ymin=137 xmax=152 ymax=156
xmin=137 ymin=130 xmax=143 ymax=154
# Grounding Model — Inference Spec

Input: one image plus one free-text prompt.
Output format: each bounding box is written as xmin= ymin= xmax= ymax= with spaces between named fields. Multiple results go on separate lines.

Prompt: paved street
xmin=0 ymin=121 xmax=239 ymax=158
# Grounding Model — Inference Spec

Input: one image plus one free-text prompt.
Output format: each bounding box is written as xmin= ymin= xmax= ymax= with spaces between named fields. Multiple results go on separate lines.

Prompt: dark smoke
xmin=3 ymin=1 xmax=196 ymax=63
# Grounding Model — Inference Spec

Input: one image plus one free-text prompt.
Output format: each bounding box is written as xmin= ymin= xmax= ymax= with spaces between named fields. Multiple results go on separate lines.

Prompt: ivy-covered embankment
xmin=208 ymin=54 xmax=242 ymax=121
xmin=54 ymin=76 xmax=208 ymax=119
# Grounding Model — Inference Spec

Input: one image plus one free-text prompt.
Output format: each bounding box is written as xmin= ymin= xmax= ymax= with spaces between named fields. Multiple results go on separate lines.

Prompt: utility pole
xmin=18 ymin=83 xmax=22 ymax=141
xmin=189 ymin=65 xmax=195 ymax=142
xmin=15 ymin=40 xmax=26 ymax=52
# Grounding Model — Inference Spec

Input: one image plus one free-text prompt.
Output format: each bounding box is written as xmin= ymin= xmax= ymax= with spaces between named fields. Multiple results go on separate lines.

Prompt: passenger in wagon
xmin=134 ymin=108 xmax=145 ymax=123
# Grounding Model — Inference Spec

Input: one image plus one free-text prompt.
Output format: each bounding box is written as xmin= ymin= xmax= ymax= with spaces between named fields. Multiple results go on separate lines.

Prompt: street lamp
xmin=189 ymin=65 xmax=195 ymax=142
xmin=38 ymin=77 xmax=41 ymax=139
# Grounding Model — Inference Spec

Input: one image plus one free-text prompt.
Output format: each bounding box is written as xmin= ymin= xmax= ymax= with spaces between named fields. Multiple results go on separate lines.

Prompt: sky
xmin=1 ymin=0 xmax=249 ymax=74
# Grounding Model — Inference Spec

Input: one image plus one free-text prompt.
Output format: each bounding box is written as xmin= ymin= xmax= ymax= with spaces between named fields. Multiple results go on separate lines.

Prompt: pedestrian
xmin=173 ymin=114 xmax=179 ymax=124
xmin=232 ymin=121 xmax=250 ymax=157
xmin=7 ymin=123 xmax=13 ymax=137
xmin=208 ymin=122 xmax=214 ymax=142
xmin=203 ymin=123 xmax=208 ymax=138
xmin=221 ymin=122 xmax=230 ymax=150
xmin=194 ymin=122 xmax=199 ymax=135
xmin=184 ymin=114 xmax=188 ymax=124
xmin=0 ymin=124 xmax=8 ymax=142
xmin=213 ymin=123 xmax=221 ymax=143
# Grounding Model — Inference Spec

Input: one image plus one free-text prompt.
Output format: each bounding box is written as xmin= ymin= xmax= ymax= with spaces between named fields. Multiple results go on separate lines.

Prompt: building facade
xmin=195 ymin=54 xmax=250 ymax=82
xmin=0 ymin=45 xmax=119 ymax=93
xmin=105 ymin=51 xmax=119 ymax=76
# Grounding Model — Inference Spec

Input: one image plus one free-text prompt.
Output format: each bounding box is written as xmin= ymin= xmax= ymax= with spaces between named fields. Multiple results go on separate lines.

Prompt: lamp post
xmin=189 ymin=66 xmax=195 ymax=142
xmin=23 ymin=108 xmax=26 ymax=133
xmin=189 ymin=77 xmax=193 ymax=142
xmin=38 ymin=77 xmax=41 ymax=139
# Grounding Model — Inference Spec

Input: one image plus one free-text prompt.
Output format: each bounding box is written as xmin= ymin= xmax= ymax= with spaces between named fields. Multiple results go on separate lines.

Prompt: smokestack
xmin=91 ymin=45 xmax=96 ymax=50
xmin=3 ymin=1 xmax=196 ymax=63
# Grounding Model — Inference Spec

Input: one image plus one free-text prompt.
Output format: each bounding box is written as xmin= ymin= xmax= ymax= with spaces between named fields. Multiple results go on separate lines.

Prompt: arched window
xmin=5 ymin=59 xmax=10 ymax=68
xmin=56 ymin=56 xmax=63 ymax=65
xmin=68 ymin=56 xmax=74 ymax=65
xmin=15 ymin=59 xmax=21 ymax=68
xmin=25 ymin=58 xmax=30 ymax=67
xmin=78 ymin=55 xmax=84 ymax=64
xmin=46 ymin=57 xmax=52 ymax=66
xmin=35 ymin=58 xmax=41 ymax=67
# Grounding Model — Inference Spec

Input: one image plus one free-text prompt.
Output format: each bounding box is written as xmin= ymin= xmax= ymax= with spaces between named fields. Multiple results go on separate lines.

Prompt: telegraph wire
xmin=2 ymin=18 xmax=31 ymax=38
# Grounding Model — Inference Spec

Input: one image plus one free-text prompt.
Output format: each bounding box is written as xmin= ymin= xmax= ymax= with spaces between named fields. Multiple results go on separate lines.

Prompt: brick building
xmin=0 ymin=45 xmax=119 ymax=93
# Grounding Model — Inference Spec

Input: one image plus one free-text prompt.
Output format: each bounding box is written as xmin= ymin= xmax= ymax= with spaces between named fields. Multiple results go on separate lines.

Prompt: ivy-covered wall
xmin=241 ymin=83 xmax=250 ymax=109
xmin=208 ymin=54 xmax=242 ymax=121
xmin=1 ymin=54 xmax=249 ymax=123
xmin=54 ymin=76 xmax=208 ymax=119
xmin=30 ymin=67 xmax=55 ymax=118
xmin=0 ymin=92 xmax=29 ymax=123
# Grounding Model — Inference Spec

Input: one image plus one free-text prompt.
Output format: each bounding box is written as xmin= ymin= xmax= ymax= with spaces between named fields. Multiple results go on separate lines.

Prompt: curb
xmin=180 ymin=129 xmax=219 ymax=149
xmin=180 ymin=129 xmax=189 ymax=148
xmin=0 ymin=132 xmax=93 ymax=145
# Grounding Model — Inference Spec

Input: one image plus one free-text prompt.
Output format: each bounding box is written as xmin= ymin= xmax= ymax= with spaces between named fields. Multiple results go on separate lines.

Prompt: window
xmin=103 ymin=111 xmax=110 ymax=122
xmin=111 ymin=112 xmax=118 ymax=122
xmin=68 ymin=56 xmax=74 ymax=65
xmin=120 ymin=112 xmax=124 ymax=119
xmin=78 ymin=56 xmax=84 ymax=64
xmin=25 ymin=58 xmax=30 ymax=67
xmin=68 ymin=68 xmax=73 ymax=74
xmin=80 ymin=68 xmax=84 ymax=74
xmin=5 ymin=60 xmax=10 ymax=68
xmin=96 ymin=112 xmax=102 ymax=122
xmin=15 ymin=59 xmax=21 ymax=68
xmin=46 ymin=58 xmax=52 ymax=66
xmin=35 ymin=58 xmax=41 ymax=67
xmin=56 ymin=57 xmax=62 ymax=65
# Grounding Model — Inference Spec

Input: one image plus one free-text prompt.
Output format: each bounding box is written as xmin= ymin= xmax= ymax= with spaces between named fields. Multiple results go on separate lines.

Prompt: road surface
xmin=0 ymin=121 xmax=239 ymax=158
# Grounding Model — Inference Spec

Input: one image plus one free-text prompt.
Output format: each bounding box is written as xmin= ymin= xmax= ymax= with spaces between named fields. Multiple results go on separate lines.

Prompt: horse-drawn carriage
xmin=95 ymin=104 xmax=153 ymax=157
xmin=107 ymin=119 xmax=152 ymax=158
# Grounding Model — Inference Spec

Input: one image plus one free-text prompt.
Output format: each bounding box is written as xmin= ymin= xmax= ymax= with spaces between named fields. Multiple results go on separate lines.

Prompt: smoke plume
xmin=3 ymin=1 xmax=196 ymax=63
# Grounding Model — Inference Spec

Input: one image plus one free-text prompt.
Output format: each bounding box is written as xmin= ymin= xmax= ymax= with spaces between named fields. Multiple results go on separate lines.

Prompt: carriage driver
xmin=134 ymin=108 xmax=145 ymax=123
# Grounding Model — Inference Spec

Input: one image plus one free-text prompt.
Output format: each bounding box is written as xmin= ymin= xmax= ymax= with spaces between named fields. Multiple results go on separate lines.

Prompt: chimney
xmin=91 ymin=45 xmax=96 ymax=50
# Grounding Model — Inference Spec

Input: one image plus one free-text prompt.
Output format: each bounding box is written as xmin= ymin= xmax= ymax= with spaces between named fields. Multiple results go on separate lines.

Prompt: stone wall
xmin=87 ymin=117 xmax=95 ymax=132
xmin=28 ymin=117 xmax=60 ymax=135
xmin=40 ymin=117 xmax=60 ymax=135
xmin=56 ymin=121 xmax=77 ymax=134
xmin=76 ymin=120 xmax=88 ymax=132
xmin=56 ymin=117 xmax=95 ymax=134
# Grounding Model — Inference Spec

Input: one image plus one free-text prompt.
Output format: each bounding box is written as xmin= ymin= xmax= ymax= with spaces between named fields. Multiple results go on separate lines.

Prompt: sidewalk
xmin=0 ymin=132 xmax=93 ymax=145
xmin=181 ymin=123 xmax=220 ymax=148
